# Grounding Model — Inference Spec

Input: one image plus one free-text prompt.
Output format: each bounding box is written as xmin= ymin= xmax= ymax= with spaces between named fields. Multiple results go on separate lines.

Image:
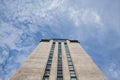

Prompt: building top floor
xmin=40 ymin=38 xmax=80 ymax=43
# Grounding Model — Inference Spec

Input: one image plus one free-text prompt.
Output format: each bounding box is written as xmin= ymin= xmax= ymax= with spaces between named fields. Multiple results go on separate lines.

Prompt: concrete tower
xmin=10 ymin=39 xmax=107 ymax=80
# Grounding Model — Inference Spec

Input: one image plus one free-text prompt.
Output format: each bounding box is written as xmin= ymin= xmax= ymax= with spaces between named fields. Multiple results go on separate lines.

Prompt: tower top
xmin=40 ymin=38 xmax=80 ymax=43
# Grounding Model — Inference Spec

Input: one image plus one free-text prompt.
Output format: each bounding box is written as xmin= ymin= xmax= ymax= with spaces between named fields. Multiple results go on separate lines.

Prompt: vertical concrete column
xmin=10 ymin=40 xmax=53 ymax=80
xmin=62 ymin=42 xmax=71 ymax=80
xmin=67 ymin=40 xmax=107 ymax=80
xmin=49 ymin=42 xmax=58 ymax=80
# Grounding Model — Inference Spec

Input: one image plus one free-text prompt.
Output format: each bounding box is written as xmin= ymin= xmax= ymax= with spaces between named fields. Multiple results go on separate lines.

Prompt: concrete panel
xmin=10 ymin=40 xmax=53 ymax=80
xmin=62 ymin=42 xmax=71 ymax=80
xmin=67 ymin=40 xmax=107 ymax=80
xmin=49 ymin=42 xmax=58 ymax=80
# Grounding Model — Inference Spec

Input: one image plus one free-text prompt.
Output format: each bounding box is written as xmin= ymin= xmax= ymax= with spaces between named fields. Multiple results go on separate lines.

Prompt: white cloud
xmin=47 ymin=0 xmax=64 ymax=10
xmin=0 ymin=0 xmax=120 ymax=80
xmin=108 ymin=63 xmax=120 ymax=79
xmin=69 ymin=8 xmax=102 ymax=27
xmin=0 ymin=22 xmax=23 ymax=50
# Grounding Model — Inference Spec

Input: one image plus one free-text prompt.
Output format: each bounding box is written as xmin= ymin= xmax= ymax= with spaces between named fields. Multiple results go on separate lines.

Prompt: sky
xmin=0 ymin=0 xmax=120 ymax=80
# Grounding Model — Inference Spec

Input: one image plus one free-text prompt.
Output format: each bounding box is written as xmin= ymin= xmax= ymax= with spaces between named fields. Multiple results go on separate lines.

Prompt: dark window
xmin=43 ymin=76 xmax=49 ymax=80
xmin=57 ymin=67 xmax=62 ymax=70
xmin=68 ymin=62 xmax=73 ymax=65
xmin=48 ymin=60 xmax=52 ymax=63
xmin=58 ymin=71 xmax=62 ymax=74
xmin=57 ymin=73 xmax=62 ymax=77
xmin=45 ymin=70 xmax=50 ymax=76
xmin=68 ymin=58 xmax=71 ymax=61
xmin=69 ymin=66 xmax=74 ymax=70
xmin=57 ymin=77 xmax=63 ymax=80
xmin=46 ymin=66 xmax=50 ymax=70
xmin=70 ymin=71 xmax=76 ymax=76
xmin=71 ymin=77 xmax=77 ymax=80
xmin=70 ymin=73 xmax=76 ymax=77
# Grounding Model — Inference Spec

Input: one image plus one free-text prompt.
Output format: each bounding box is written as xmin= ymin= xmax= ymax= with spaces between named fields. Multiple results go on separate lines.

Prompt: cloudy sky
xmin=0 ymin=0 xmax=120 ymax=80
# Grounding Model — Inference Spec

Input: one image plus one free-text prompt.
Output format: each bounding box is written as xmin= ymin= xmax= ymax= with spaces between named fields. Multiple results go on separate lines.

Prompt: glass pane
xmin=57 ymin=77 xmax=63 ymax=80
xmin=68 ymin=62 xmax=72 ymax=65
xmin=70 ymin=71 xmax=75 ymax=74
xmin=71 ymin=77 xmax=77 ymax=80
xmin=45 ymin=70 xmax=50 ymax=76
xmin=70 ymin=73 xmax=76 ymax=77
xmin=44 ymin=76 xmax=49 ymax=80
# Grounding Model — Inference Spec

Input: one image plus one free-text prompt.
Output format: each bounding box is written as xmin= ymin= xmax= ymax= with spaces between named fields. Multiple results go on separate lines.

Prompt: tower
xmin=10 ymin=39 xmax=107 ymax=80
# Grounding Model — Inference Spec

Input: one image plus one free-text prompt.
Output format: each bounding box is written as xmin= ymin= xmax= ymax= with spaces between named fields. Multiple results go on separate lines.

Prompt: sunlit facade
xmin=10 ymin=39 xmax=107 ymax=80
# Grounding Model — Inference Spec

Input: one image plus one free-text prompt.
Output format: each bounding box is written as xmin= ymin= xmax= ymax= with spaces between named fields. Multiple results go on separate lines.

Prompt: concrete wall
xmin=67 ymin=40 xmax=107 ymax=80
xmin=49 ymin=42 xmax=58 ymax=80
xmin=10 ymin=40 xmax=53 ymax=80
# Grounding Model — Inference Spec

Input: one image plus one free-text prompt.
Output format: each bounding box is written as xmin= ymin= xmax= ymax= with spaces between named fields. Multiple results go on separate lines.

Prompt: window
xmin=46 ymin=65 xmax=50 ymax=70
xmin=49 ymin=56 xmax=53 ymax=59
xmin=68 ymin=58 xmax=71 ymax=61
xmin=57 ymin=77 xmax=63 ymax=80
xmin=58 ymin=67 xmax=62 ymax=70
xmin=68 ymin=62 xmax=73 ymax=65
xmin=45 ymin=70 xmax=50 ymax=76
xmin=58 ymin=62 xmax=62 ymax=65
xmin=71 ymin=73 xmax=76 ymax=77
xmin=70 ymin=71 xmax=76 ymax=77
xmin=57 ymin=73 xmax=62 ymax=77
xmin=48 ymin=60 xmax=52 ymax=63
xmin=48 ymin=58 xmax=52 ymax=60
xmin=43 ymin=76 xmax=49 ymax=80
xmin=47 ymin=62 xmax=51 ymax=65
xmin=71 ymin=77 xmax=77 ymax=80
xmin=69 ymin=66 xmax=74 ymax=70
xmin=50 ymin=51 xmax=54 ymax=53
xmin=58 ymin=71 xmax=62 ymax=74
xmin=67 ymin=54 xmax=70 ymax=57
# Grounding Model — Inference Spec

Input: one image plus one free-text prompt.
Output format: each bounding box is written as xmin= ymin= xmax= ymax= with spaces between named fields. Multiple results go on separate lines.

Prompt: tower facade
xmin=10 ymin=39 xmax=107 ymax=80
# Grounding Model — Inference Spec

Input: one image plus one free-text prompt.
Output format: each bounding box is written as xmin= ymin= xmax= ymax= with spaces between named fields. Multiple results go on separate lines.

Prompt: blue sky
xmin=0 ymin=0 xmax=120 ymax=80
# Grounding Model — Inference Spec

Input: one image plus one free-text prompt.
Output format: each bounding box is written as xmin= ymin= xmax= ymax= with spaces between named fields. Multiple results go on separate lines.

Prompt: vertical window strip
xmin=64 ymin=42 xmax=77 ymax=80
xmin=57 ymin=42 xmax=63 ymax=80
xmin=43 ymin=42 xmax=56 ymax=80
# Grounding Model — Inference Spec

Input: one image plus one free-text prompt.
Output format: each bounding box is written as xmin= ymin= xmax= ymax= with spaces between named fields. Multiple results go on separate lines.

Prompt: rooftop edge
xmin=40 ymin=38 xmax=80 ymax=43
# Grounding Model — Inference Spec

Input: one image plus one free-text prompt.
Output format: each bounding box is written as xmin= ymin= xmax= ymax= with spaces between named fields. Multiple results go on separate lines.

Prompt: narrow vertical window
xmin=64 ymin=42 xmax=77 ymax=80
xmin=43 ymin=42 xmax=56 ymax=80
xmin=57 ymin=42 xmax=63 ymax=80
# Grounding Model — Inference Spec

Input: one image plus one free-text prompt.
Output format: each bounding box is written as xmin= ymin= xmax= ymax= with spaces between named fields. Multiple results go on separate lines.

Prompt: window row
xmin=64 ymin=42 xmax=77 ymax=80
xmin=57 ymin=42 xmax=63 ymax=80
xmin=43 ymin=42 xmax=56 ymax=80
